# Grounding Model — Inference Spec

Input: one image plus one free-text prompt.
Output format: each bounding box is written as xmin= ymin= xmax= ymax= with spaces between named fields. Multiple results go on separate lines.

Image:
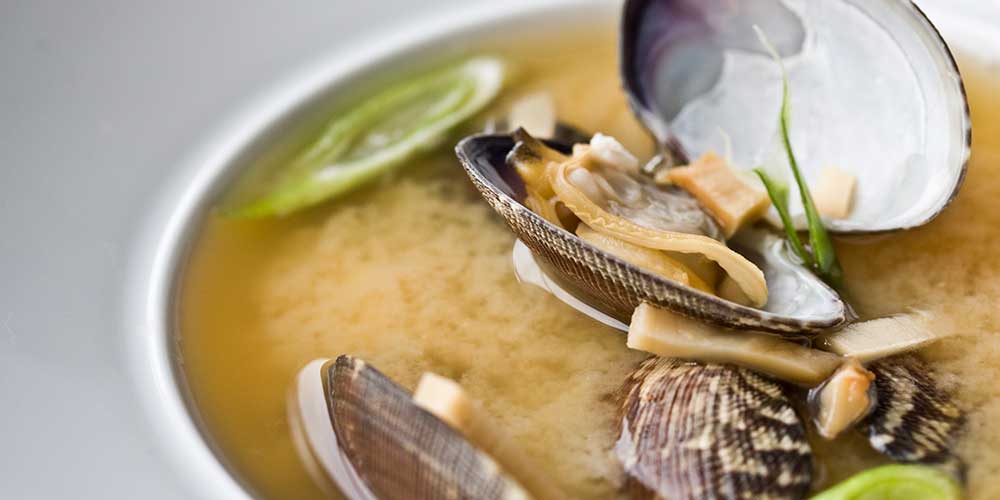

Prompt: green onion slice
xmin=810 ymin=465 xmax=962 ymax=500
xmin=227 ymin=56 xmax=505 ymax=217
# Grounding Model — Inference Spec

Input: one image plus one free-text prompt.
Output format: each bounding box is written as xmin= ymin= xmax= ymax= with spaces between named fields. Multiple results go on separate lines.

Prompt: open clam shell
xmin=621 ymin=0 xmax=971 ymax=234
xmin=456 ymin=134 xmax=846 ymax=334
xmin=616 ymin=357 xmax=813 ymax=499
xmin=289 ymin=355 xmax=531 ymax=500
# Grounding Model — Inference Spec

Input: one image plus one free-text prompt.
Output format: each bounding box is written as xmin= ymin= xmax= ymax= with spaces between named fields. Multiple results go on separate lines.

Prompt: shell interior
xmin=728 ymin=227 xmax=846 ymax=323
xmin=621 ymin=0 xmax=971 ymax=233
xmin=456 ymin=133 xmax=847 ymax=334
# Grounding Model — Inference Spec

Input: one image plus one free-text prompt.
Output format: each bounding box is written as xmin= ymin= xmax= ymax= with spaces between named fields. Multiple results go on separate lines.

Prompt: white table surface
xmin=1 ymin=1 xmax=997 ymax=499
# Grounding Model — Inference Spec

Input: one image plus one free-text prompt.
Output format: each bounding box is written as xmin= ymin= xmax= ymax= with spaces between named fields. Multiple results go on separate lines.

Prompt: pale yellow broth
xmin=177 ymin=25 xmax=1000 ymax=500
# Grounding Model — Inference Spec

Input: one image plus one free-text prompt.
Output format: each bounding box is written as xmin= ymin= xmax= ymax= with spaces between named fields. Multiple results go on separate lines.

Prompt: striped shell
xmin=864 ymin=355 xmax=966 ymax=473
xmin=326 ymin=355 xmax=530 ymax=500
xmin=615 ymin=357 xmax=813 ymax=499
xmin=455 ymin=134 xmax=846 ymax=335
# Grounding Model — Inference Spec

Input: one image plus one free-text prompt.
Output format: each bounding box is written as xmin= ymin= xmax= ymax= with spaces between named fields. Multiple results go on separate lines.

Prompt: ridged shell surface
xmin=327 ymin=355 xmax=530 ymax=500
xmin=615 ymin=357 xmax=813 ymax=499
xmin=865 ymin=355 xmax=965 ymax=472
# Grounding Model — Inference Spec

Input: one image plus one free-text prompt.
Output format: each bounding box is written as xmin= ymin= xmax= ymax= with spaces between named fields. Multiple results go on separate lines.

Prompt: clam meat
xmin=807 ymin=359 xmax=878 ymax=440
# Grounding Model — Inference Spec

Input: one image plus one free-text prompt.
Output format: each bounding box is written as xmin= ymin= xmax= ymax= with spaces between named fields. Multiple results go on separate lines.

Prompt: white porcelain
xmin=0 ymin=1 xmax=997 ymax=499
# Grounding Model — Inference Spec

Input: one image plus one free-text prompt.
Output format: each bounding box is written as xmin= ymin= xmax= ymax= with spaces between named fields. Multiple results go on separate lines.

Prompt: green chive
xmin=754 ymin=27 xmax=844 ymax=289
xmin=754 ymin=168 xmax=813 ymax=267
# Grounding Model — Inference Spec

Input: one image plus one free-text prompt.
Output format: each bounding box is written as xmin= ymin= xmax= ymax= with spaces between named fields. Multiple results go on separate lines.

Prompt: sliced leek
xmin=809 ymin=465 xmax=961 ymax=500
xmin=227 ymin=57 xmax=505 ymax=217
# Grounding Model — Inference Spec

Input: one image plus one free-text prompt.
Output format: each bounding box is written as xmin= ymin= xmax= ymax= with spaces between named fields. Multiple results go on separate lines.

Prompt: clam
xmin=621 ymin=0 xmax=971 ymax=234
xmin=457 ymin=132 xmax=844 ymax=335
xmin=615 ymin=357 xmax=813 ymax=499
xmin=456 ymin=0 xmax=969 ymax=334
xmin=289 ymin=356 xmax=532 ymax=500
xmin=863 ymin=354 xmax=966 ymax=474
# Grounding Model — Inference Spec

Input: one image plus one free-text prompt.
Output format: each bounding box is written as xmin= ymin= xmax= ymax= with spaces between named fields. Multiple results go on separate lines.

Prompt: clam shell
xmin=321 ymin=355 xmax=531 ymax=500
xmin=864 ymin=355 xmax=966 ymax=473
xmin=620 ymin=0 xmax=971 ymax=234
xmin=455 ymin=134 xmax=846 ymax=334
xmin=616 ymin=357 xmax=813 ymax=499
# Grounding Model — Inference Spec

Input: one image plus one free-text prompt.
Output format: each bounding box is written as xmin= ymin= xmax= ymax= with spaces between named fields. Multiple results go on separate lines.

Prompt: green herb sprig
xmin=753 ymin=27 xmax=844 ymax=290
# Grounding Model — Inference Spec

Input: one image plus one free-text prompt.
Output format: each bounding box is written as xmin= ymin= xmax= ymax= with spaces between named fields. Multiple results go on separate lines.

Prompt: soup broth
xmin=178 ymin=24 xmax=1000 ymax=500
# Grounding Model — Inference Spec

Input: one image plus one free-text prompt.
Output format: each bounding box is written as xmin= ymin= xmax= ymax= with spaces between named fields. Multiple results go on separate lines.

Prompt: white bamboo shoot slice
xmin=628 ymin=303 xmax=842 ymax=386
xmin=812 ymin=166 xmax=857 ymax=219
xmin=414 ymin=373 xmax=561 ymax=500
xmin=817 ymin=313 xmax=943 ymax=363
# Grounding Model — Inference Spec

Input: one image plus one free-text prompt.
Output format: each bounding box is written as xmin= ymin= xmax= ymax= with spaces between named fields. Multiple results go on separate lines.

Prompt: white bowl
xmin=1 ymin=1 xmax=997 ymax=498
